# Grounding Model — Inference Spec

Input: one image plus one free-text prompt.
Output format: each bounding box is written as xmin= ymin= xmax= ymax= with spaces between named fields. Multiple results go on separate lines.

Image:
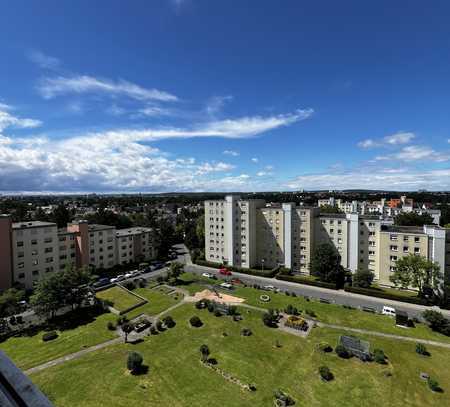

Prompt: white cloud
xmin=0 ymin=106 xmax=42 ymax=132
xmin=205 ymin=95 xmax=233 ymax=116
xmin=286 ymin=167 xmax=450 ymax=191
xmin=265 ymin=165 xmax=274 ymax=170
xmin=196 ymin=162 xmax=235 ymax=175
xmin=251 ymin=157 xmax=259 ymax=163
xmin=28 ymin=50 xmax=61 ymax=70
xmin=223 ymin=150 xmax=239 ymax=156
xmin=37 ymin=75 xmax=178 ymax=102
xmin=138 ymin=106 xmax=173 ymax=117
xmin=375 ymin=145 xmax=450 ymax=162
xmin=358 ymin=131 xmax=415 ymax=149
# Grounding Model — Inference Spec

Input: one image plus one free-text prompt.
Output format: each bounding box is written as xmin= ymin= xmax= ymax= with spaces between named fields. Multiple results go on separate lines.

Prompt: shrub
xmin=335 ymin=344 xmax=350 ymax=359
xmin=344 ymin=286 xmax=427 ymax=305
xmin=150 ymin=326 xmax=158 ymax=335
xmin=138 ymin=279 xmax=147 ymax=288
xmin=207 ymin=302 xmax=215 ymax=313
xmin=107 ymin=321 xmax=116 ymax=331
xmin=319 ymin=365 xmax=334 ymax=381
xmin=373 ymin=348 xmax=386 ymax=364
xmin=317 ymin=342 xmax=333 ymax=353
xmin=163 ymin=316 xmax=175 ymax=328
xmin=42 ymin=331 xmax=58 ymax=342
xmin=190 ymin=315 xmax=203 ymax=327
xmin=116 ymin=316 xmax=129 ymax=326
xmin=285 ymin=291 xmax=291 ymax=296
xmin=427 ymin=377 xmax=441 ymax=392
xmin=273 ymin=389 xmax=295 ymax=406
xmin=123 ymin=281 xmax=136 ymax=290
xmin=156 ymin=319 xmax=164 ymax=331
xmin=276 ymin=274 xmax=338 ymax=289
xmin=422 ymin=310 xmax=450 ymax=334
xmin=262 ymin=309 xmax=278 ymax=328
xmin=416 ymin=343 xmax=429 ymax=356
xmin=127 ymin=351 xmax=144 ymax=374
xmin=195 ymin=300 xmax=205 ymax=309
xmin=284 ymin=304 xmax=300 ymax=315
xmin=305 ymin=309 xmax=317 ymax=318
xmin=241 ymin=328 xmax=252 ymax=336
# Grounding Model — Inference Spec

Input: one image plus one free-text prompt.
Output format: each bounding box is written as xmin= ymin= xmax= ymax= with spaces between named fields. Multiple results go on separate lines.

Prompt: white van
xmin=220 ymin=282 xmax=233 ymax=290
xmin=382 ymin=306 xmax=396 ymax=317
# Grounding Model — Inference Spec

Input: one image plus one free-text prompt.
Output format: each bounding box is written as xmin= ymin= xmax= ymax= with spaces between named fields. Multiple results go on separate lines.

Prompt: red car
xmin=219 ymin=267 xmax=232 ymax=276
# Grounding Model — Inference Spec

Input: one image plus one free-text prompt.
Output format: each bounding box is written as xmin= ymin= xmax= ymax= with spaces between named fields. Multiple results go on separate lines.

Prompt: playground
xmin=189 ymin=289 xmax=246 ymax=305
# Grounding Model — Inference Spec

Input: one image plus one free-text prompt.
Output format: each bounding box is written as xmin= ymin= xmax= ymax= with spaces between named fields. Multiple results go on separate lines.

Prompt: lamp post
xmin=261 ymin=258 xmax=265 ymax=273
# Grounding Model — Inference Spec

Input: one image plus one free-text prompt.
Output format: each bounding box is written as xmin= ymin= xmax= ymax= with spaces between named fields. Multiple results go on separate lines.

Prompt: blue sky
xmin=1 ymin=0 xmax=450 ymax=193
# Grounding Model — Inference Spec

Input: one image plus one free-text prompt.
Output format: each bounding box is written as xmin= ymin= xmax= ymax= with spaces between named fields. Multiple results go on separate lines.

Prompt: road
xmin=168 ymin=244 xmax=450 ymax=321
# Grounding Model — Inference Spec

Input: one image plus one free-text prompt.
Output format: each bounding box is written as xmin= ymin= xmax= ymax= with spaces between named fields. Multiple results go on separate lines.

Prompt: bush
xmin=422 ymin=310 xmax=450 ymax=334
xmin=156 ymin=319 xmax=164 ymax=331
xmin=317 ymin=342 xmax=333 ymax=353
xmin=284 ymin=304 xmax=300 ymax=315
xmin=127 ymin=351 xmax=143 ymax=374
xmin=305 ymin=309 xmax=317 ymax=318
xmin=318 ymin=365 xmax=334 ymax=381
xmin=150 ymin=326 xmax=158 ymax=335
xmin=190 ymin=315 xmax=203 ymax=327
xmin=273 ymin=389 xmax=295 ymax=406
xmin=214 ymin=309 xmax=222 ymax=317
xmin=344 ymin=286 xmax=427 ymax=305
xmin=163 ymin=316 xmax=175 ymax=328
xmin=138 ymin=279 xmax=147 ymax=288
xmin=123 ymin=281 xmax=136 ymax=290
xmin=42 ymin=331 xmax=58 ymax=342
xmin=373 ymin=348 xmax=386 ymax=364
xmin=276 ymin=274 xmax=337 ymax=289
xmin=207 ymin=302 xmax=215 ymax=313
xmin=116 ymin=316 xmax=129 ymax=326
xmin=195 ymin=300 xmax=206 ymax=309
xmin=107 ymin=321 xmax=116 ymax=331
xmin=352 ymin=269 xmax=375 ymax=288
xmin=241 ymin=328 xmax=252 ymax=336
xmin=428 ymin=377 xmax=442 ymax=392
xmin=416 ymin=343 xmax=429 ymax=356
xmin=335 ymin=344 xmax=350 ymax=359
xmin=262 ymin=309 xmax=278 ymax=328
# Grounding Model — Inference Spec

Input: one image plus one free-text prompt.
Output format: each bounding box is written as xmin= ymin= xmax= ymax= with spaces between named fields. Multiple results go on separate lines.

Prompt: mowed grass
xmin=180 ymin=273 xmax=450 ymax=344
xmin=96 ymin=286 xmax=144 ymax=312
xmin=32 ymin=303 xmax=450 ymax=407
xmin=124 ymin=287 xmax=183 ymax=320
xmin=0 ymin=311 xmax=117 ymax=370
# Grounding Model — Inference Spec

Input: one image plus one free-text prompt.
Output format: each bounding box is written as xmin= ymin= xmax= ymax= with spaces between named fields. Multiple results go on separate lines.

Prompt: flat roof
xmin=12 ymin=221 xmax=57 ymax=229
xmin=116 ymin=227 xmax=153 ymax=236
xmin=88 ymin=224 xmax=115 ymax=232
xmin=381 ymin=225 xmax=425 ymax=234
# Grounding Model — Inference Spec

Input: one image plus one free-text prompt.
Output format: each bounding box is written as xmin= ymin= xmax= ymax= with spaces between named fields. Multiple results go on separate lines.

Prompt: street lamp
xmin=261 ymin=258 xmax=265 ymax=273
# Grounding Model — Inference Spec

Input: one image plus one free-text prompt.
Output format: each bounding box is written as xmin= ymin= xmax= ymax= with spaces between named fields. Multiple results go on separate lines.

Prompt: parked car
xmin=116 ymin=274 xmax=125 ymax=281
xmin=202 ymin=272 xmax=214 ymax=278
xmin=263 ymin=285 xmax=275 ymax=291
xmin=219 ymin=268 xmax=232 ymax=276
xmin=382 ymin=306 xmax=396 ymax=317
xmin=124 ymin=272 xmax=134 ymax=279
xmin=134 ymin=320 xmax=151 ymax=332
xmin=110 ymin=277 xmax=119 ymax=283
xmin=92 ymin=277 xmax=110 ymax=288
xmin=231 ymin=278 xmax=244 ymax=285
xmin=220 ymin=282 xmax=233 ymax=290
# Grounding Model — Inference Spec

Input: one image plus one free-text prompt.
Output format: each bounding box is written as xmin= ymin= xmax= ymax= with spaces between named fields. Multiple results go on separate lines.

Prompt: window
xmin=390 ymin=235 xmax=398 ymax=241
xmin=390 ymin=245 xmax=398 ymax=251
xmin=414 ymin=247 xmax=420 ymax=254
xmin=403 ymin=246 xmax=409 ymax=253
xmin=17 ymin=251 xmax=24 ymax=258
xmin=31 ymin=249 xmax=38 ymax=255
xmin=403 ymin=236 xmax=409 ymax=242
xmin=44 ymin=237 xmax=53 ymax=244
xmin=31 ymin=239 xmax=37 ymax=245
xmin=32 ymin=259 xmax=38 ymax=266
xmin=18 ymin=262 xmax=24 ymax=269
xmin=414 ymin=237 xmax=420 ymax=243
xmin=18 ymin=273 xmax=25 ymax=279
xmin=59 ymin=236 xmax=67 ymax=242
xmin=45 ymin=257 xmax=53 ymax=263
xmin=17 ymin=241 xmax=24 ymax=247
xmin=390 ymin=255 xmax=397 ymax=261
xmin=44 ymin=247 xmax=53 ymax=253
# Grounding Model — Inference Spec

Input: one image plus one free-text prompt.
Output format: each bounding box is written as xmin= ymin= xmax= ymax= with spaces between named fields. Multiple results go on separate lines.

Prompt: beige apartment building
xmin=0 ymin=217 xmax=157 ymax=291
xmin=205 ymin=196 xmax=450 ymax=289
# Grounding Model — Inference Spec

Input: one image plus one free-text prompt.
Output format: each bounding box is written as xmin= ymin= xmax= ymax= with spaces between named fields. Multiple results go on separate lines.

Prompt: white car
xmin=382 ymin=306 xmax=396 ymax=317
xmin=124 ymin=273 xmax=134 ymax=278
xmin=220 ymin=282 xmax=233 ymax=290
xmin=202 ymin=272 xmax=214 ymax=278
xmin=110 ymin=277 xmax=119 ymax=283
xmin=263 ymin=285 xmax=275 ymax=291
xmin=116 ymin=274 xmax=125 ymax=281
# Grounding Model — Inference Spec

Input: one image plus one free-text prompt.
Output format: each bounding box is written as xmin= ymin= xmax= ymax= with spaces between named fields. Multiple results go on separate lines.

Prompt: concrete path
xmin=24 ymin=337 xmax=123 ymax=376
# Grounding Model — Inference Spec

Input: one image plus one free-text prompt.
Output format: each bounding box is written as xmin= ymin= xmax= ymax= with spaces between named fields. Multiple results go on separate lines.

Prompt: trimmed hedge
xmin=194 ymin=259 xmax=279 ymax=278
xmin=275 ymin=274 xmax=337 ymax=290
xmin=344 ymin=285 xmax=427 ymax=305
xmin=42 ymin=331 xmax=58 ymax=342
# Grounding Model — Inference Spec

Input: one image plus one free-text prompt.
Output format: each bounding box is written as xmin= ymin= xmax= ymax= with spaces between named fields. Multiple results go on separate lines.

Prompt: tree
xmin=199 ymin=344 xmax=210 ymax=362
xmin=416 ymin=343 xmax=429 ymax=356
xmin=319 ymin=205 xmax=343 ymax=214
xmin=196 ymin=214 xmax=205 ymax=247
xmin=390 ymin=255 xmax=442 ymax=297
xmin=352 ymin=269 xmax=374 ymax=288
xmin=122 ymin=322 xmax=134 ymax=343
xmin=373 ymin=348 xmax=386 ymax=364
xmin=30 ymin=274 xmax=66 ymax=319
xmin=318 ymin=365 xmax=334 ymax=381
xmin=422 ymin=310 xmax=450 ymax=333
xmin=394 ymin=212 xmax=433 ymax=227
xmin=310 ymin=243 xmax=345 ymax=285
xmin=0 ymin=288 xmax=25 ymax=318
xmin=127 ymin=351 xmax=144 ymax=374
xmin=50 ymin=204 xmax=72 ymax=228
xmin=168 ymin=262 xmax=184 ymax=281
xmin=189 ymin=315 xmax=203 ymax=327
xmin=163 ymin=315 xmax=175 ymax=328
xmin=262 ymin=309 xmax=279 ymax=328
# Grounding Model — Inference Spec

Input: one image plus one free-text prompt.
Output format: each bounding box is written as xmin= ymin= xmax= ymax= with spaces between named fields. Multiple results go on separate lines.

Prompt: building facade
xmin=205 ymin=196 xmax=450 ymax=289
xmin=0 ymin=217 xmax=157 ymax=291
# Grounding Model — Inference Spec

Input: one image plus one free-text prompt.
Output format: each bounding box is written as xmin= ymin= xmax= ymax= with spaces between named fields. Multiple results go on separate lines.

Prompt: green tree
xmin=319 ymin=205 xmax=343 ymax=214
xmin=262 ymin=309 xmax=279 ymax=327
xmin=352 ymin=269 xmax=374 ymax=288
xmin=50 ymin=204 xmax=72 ymax=228
xmin=0 ymin=288 xmax=25 ymax=318
xmin=389 ymin=254 xmax=442 ymax=297
xmin=394 ymin=212 xmax=433 ymax=227
xmin=122 ymin=322 xmax=134 ymax=343
xmin=168 ymin=262 xmax=184 ymax=281
xmin=310 ymin=243 xmax=345 ymax=285
xmin=199 ymin=344 xmax=210 ymax=362
xmin=127 ymin=351 xmax=143 ymax=374
xmin=30 ymin=274 xmax=66 ymax=319
xmin=196 ymin=214 xmax=205 ymax=247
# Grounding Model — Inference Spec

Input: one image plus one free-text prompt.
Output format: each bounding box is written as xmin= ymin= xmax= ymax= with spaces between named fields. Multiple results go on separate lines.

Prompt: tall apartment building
xmin=0 ymin=217 xmax=157 ymax=291
xmin=205 ymin=196 xmax=450 ymax=289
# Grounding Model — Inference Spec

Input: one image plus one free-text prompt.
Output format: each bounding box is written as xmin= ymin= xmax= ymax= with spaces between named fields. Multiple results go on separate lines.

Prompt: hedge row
xmin=194 ymin=259 xmax=279 ymax=278
xmin=275 ymin=274 xmax=337 ymax=290
xmin=344 ymin=286 xmax=427 ymax=305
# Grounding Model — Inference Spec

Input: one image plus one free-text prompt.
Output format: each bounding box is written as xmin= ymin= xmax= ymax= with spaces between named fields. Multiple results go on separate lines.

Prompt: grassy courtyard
xmin=179 ymin=273 xmax=450 ymax=344
xmin=32 ymin=303 xmax=450 ymax=407
xmin=0 ymin=310 xmax=117 ymax=370
xmin=96 ymin=286 xmax=145 ymax=312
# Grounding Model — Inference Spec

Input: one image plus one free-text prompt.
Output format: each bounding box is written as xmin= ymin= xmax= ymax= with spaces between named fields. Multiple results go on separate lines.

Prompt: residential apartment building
xmin=205 ymin=196 xmax=450 ymax=289
xmin=0 ymin=217 xmax=157 ymax=291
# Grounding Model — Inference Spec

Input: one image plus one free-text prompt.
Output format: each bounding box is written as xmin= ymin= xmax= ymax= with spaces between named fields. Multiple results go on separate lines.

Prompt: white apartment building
xmin=205 ymin=196 xmax=450 ymax=289
xmin=116 ymin=227 xmax=156 ymax=265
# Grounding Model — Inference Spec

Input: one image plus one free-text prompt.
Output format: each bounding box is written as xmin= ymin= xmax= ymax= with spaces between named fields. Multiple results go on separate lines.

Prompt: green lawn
xmin=124 ymin=287 xmax=183 ymax=320
xmin=32 ymin=303 xmax=450 ymax=407
xmin=178 ymin=273 xmax=450 ymax=344
xmin=0 ymin=311 xmax=117 ymax=371
xmin=96 ymin=286 xmax=145 ymax=312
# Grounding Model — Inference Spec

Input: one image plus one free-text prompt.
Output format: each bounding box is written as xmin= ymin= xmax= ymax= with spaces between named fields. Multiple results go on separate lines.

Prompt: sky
xmin=1 ymin=0 xmax=450 ymax=194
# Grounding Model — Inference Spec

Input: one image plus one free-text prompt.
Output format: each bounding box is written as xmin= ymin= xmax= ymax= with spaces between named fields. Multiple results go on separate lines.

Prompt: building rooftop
xmin=88 ymin=224 xmax=116 ymax=232
xmin=12 ymin=221 xmax=56 ymax=229
xmin=380 ymin=225 xmax=425 ymax=234
xmin=319 ymin=213 xmax=347 ymax=219
xmin=116 ymin=227 xmax=153 ymax=237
